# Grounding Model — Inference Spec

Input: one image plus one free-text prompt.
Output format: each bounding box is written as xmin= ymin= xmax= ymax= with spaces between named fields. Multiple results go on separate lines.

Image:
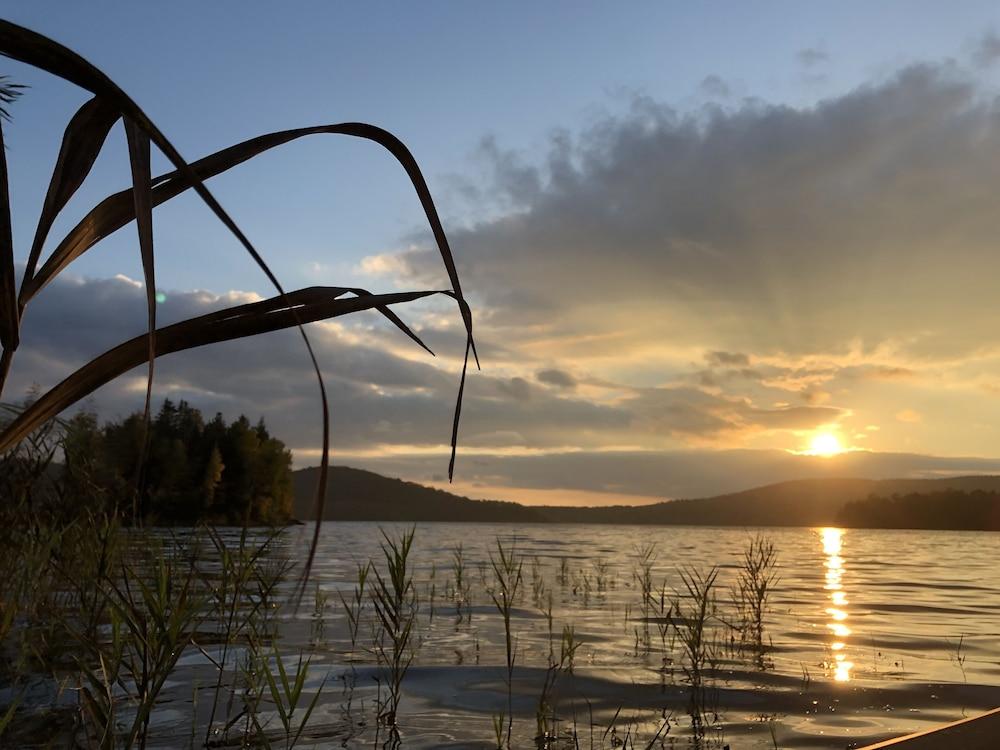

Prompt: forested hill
xmin=292 ymin=466 xmax=544 ymax=522
xmin=292 ymin=469 xmax=1000 ymax=528
xmin=839 ymin=490 xmax=1000 ymax=530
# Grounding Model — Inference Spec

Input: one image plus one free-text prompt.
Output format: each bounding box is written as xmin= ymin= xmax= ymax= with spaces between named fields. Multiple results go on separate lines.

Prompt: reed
xmin=535 ymin=624 xmax=581 ymax=745
xmin=370 ymin=527 xmax=418 ymax=741
xmin=488 ymin=538 xmax=524 ymax=748
xmin=337 ymin=562 xmax=371 ymax=655
xmin=451 ymin=542 xmax=472 ymax=620
xmin=733 ymin=534 xmax=779 ymax=663
xmin=632 ymin=544 xmax=657 ymax=651
xmin=0 ymin=21 xmax=476 ymax=597
xmin=672 ymin=566 xmax=720 ymax=733
xmin=250 ymin=647 xmax=326 ymax=749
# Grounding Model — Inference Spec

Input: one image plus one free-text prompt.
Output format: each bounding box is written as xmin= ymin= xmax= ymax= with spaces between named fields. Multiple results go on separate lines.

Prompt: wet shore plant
xmin=488 ymin=537 xmax=524 ymax=749
xmin=370 ymin=527 xmax=418 ymax=741
xmin=672 ymin=565 xmax=720 ymax=735
xmin=733 ymin=534 xmax=779 ymax=665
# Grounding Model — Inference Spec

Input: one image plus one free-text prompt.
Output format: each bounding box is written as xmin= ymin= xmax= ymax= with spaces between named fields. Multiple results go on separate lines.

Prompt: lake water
xmin=161 ymin=522 xmax=1000 ymax=748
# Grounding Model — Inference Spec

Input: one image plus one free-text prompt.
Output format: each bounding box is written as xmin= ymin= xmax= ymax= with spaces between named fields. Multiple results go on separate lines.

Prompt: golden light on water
xmin=820 ymin=527 xmax=853 ymax=682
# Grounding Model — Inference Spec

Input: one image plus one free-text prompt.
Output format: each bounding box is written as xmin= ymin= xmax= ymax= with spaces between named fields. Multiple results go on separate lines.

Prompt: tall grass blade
xmin=0 ymin=287 xmax=440 ymax=452
xmin=0 ymin=19 xmax=338 ymax=582
xmin=0 ymin=21 xmax=475 ymax=586
xmin=23 ymin=95 xmax=119 ymax=287
xmin=0 ymin=118 xmax=17 ymax=380
xmin=124 ymin=118 xmax=157 ymax=471
xmin=19 ymin=121 xmax=477 ymax=477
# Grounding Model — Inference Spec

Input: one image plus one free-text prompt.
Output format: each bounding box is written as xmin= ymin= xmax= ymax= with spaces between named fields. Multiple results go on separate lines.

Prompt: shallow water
xmin=166 ymin=523 xmax=1000 ymax=748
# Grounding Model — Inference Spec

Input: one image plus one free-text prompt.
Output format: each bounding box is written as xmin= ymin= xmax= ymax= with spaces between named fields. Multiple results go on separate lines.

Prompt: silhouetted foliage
xmin=63 ymin=399 xmax=293 ymax=525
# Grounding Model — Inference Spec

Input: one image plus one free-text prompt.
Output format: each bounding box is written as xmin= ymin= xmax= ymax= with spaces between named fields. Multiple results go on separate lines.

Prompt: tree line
xmin=2 ymin=396 xmax=294 ymax=526
xmin=838 ymin=490 xmax=1000 ymax=531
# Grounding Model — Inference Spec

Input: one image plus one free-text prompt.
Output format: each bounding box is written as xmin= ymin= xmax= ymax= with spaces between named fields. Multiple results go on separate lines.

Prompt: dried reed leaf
xmin=0 ymin=287 xmax=440 ymax=454
xmin=0 ymin=119 xmax=15 ymax=354
xmin=23 ymin=96 xmax=119 ymax=287
xmin=123 ymin=120 xmax=156 ymax=417
xmin=0 ymin=21 xmax=475 ymax=589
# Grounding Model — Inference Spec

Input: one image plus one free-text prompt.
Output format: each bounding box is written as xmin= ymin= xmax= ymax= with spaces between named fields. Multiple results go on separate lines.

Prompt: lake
xmin=148 ymin=522 xmax=1000 ymax=748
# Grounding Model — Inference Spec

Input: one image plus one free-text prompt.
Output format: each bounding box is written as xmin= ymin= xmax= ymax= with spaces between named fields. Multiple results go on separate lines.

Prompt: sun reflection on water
xmin=821 ymin=527 xmax=853 ymax=681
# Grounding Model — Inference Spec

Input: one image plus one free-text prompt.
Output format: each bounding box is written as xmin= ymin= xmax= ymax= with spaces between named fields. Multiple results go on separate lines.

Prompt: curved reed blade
xmin=23 ymin=121 xmax=476 ymax=476
xmin=1 ymin=21 xmax=475 ymax=585
xmin=22 ymin=96 xmax=119 ymax=289
xmin=449 ymin=338 xmax=471 ymax=479
xmin=0 ymin=19 xmax=335 ymax=570
xmin=123 ymin=119 xmax=156 ymax=419
xmin=26 ymin=123 xmax=475 ymax=339
xmin=0 ymin=21 xmax=299 ymax=331
xmin=124 ymin=119 xmax=156 ymax=502
xmin=22 ymin=122 xmax=476 ymax=474
xmin=0 ymin=119 xmax=16 ymax=391
xmin=0 ymin=287 xmax=440 ymax=453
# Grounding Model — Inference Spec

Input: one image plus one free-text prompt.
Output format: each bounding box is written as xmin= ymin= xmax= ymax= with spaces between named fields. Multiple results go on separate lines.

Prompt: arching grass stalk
xmin=371 ymin=527 xmax=418 ymax=742
xmin=488 ymin=538 xmax=523 ymax=748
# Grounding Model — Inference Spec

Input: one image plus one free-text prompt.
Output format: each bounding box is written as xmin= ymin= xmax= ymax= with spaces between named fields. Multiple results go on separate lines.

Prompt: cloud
xmin=625 ymin=386 xmax=844 ymax=442
xmin=706 ymin=351 xmax=750 ymax=367
xmin=13 ymin=53 xmax=1000 ymax=504
xmin=364 ymin=64 xmax=1000 ymax=371
xmin=699 ymin=75 xmax=730 ymax=98
xmin=797 ymin=48 xmax=829 ymax=67
xmin=971 ymin=32 xmax=1000 ymax=67
xmin=896 ymin=409 xmax=923 ymax=423
xmin=536 ymin=368 xmax=577 ymax=389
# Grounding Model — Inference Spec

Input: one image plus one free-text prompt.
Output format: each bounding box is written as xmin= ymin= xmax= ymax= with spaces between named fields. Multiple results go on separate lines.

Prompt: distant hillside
xmin=839 ymin=489 xmax=1000 ymax=530
xmin=292 ymin=466 xmax=544 ymax=522
xmin=292 ymin=467 xmax=1000 ymax=528
xmin=541 ymin=476 xmax=1000 ymax=527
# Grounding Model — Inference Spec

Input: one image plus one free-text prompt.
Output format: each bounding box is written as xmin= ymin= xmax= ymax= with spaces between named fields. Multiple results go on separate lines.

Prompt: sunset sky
xmin=7 ymin=3 xmax=1000 ymax=504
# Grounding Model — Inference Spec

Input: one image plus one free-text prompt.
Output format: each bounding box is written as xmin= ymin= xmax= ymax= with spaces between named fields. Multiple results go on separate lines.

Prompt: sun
xmin=808 ymin=432 xmax=844 ymax=457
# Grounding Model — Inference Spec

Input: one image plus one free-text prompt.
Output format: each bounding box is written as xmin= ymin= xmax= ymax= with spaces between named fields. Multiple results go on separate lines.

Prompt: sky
xmin=6 ymin=2 xmax=1000 ymax=505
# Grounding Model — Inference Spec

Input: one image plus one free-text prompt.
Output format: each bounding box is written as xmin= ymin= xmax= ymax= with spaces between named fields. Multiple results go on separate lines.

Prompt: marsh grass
xmin=672 ymin=566 xmax=720 ymax=734
xmin=370 ymin=527 xmax=418 ymax=743
xmin=451 ymin=542 xmax=472 ymax=622
xmin=337 ymin=562 xmax=371 ymax=656
xmin=632 ymin=544 xmax=657 ymax=652
xmin=0 ymin=501 xmax=313 ymax=750
xmin=488 ymin=538 xmax=524 ymax=748
xmin=731 ymin=534 xmax=779 ymax=667
xmin=249 ymin=648 xmax=326 ymax=749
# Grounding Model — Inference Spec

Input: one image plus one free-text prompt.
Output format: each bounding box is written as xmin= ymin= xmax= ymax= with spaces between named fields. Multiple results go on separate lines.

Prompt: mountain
xmin=292 ymin=467 xmax=1000 ymax=528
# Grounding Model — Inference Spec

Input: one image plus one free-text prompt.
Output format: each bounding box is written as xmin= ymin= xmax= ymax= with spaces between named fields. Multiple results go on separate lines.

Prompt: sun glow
xmin=808 ymin=432 xmax=844 ymax=457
